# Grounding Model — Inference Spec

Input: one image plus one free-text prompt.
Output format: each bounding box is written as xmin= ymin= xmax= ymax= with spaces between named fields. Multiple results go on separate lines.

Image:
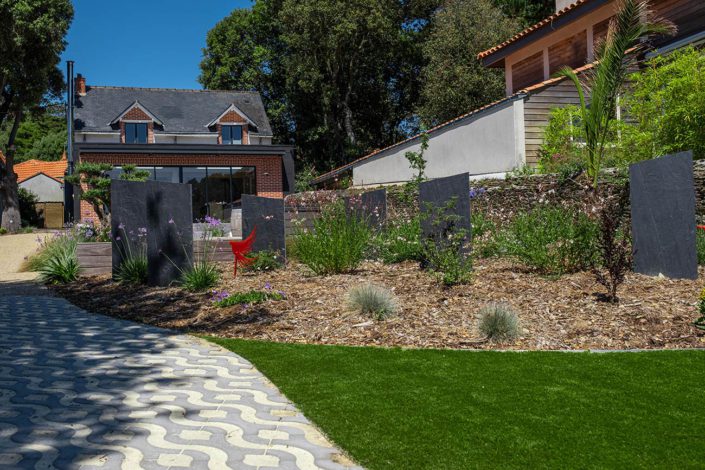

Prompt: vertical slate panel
xmin=345 ymin=188 xmax=387 ymax=229
xmin=111 ymin=180 xmax=193 ymax=286
xmin=630 ymin=151 xmax=697 ymax=279
xmin=242 ymin=194 xmax=286 ymax=257
xmin=418 ymin=173 xmax=472 ymax=249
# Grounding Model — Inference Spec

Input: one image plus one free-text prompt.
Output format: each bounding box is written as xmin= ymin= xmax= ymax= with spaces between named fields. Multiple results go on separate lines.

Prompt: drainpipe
xmin=65 ymin=60 xmax=75 ymax=223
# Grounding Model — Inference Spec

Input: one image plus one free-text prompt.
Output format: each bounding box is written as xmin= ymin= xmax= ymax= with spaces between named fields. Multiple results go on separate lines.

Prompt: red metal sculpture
xmin=229 ymin=227 xmax=257 ymax=277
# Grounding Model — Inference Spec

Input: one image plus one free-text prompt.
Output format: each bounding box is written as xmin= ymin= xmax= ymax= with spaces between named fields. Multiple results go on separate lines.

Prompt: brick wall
xmin=77 ymin=152 xmax=284 ymax=221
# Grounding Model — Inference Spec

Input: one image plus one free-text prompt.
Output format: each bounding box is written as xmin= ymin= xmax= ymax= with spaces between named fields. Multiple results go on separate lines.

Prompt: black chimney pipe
xmin=65 ymin=60 xmax=75 ymax=223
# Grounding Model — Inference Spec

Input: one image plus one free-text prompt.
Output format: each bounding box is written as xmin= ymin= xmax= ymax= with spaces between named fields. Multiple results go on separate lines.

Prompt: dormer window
xmin=221 ymin=125 xmax=242 ymax=145
xmin=125 ymin=123 xmax=148 ymax=144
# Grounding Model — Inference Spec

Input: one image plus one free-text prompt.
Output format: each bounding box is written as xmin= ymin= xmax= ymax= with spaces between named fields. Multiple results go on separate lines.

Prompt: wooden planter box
xmin=76 ymin=242 xmax=111 ymax=276
xmin=76 ymin=240 xmax=237 ymax=277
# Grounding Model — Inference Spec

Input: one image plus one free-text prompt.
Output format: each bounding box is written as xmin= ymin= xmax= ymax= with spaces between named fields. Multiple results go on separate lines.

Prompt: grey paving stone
xmin=0 ymin=295 xmax=361 ymax=469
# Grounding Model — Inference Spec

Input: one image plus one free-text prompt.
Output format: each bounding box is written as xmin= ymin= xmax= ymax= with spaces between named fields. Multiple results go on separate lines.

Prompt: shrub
xmin=371 ymin=216 xmax=422 ymax=264
xmin=243 ymin=250 xmax=284 ymax=273
xmin=34 ymin=233 xmax=80 ymax=284
xmin=0 ymin=227 xmax=7 ymax=235
xmin=18 ymin=188 xmax=41 ymax=228
xmin=115 ymin=257 xmax=148 ymax=285
xmin=421 ymin=198 xmax=473 ymax=286
xmin=347 ymin=284 xmax=399 ymax=320
xmin=181 ymin=263 xmax=220 ymax=292
xmin=213 ymin=287 xmax=285 ymax=308
xmin=471 ymin=212 xmax=499 ymax=258
xmin=500 ymin=206 xmax=598 ymax=275
xmin=697 ymin=227 xmax=705 ymax=266
xmin=113 ymin=224 xmax=148 ymax=285
xmin=478 ymin=303 xmax=520 ymax=341
xmin=593 ymin=187 xmax=632 ymax=303
xmin=294 ymin=201 xmax=371 ymax=275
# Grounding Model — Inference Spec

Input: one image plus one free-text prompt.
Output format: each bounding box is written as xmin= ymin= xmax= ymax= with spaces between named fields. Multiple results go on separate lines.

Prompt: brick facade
xmin=78 ymin=152 xmax=283 ymax=221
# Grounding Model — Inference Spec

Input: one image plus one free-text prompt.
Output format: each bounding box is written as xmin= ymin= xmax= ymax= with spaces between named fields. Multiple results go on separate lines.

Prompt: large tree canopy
xmin=200 ymin=0 xmax=538 ymax=170
xmin=418 ymin=0 xmax=519 ymax=125
xmin=0 ymin=0 xmax=73 ymax=232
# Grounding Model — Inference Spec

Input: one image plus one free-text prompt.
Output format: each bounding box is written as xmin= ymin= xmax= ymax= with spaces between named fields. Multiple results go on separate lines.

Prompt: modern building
xmin=70 ymin=74 xmax=294 ymax=222
xmin=312 ymin=0 xmax=705 ymax=188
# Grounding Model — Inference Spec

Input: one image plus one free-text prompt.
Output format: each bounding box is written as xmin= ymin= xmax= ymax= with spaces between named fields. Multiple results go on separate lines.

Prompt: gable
xmin=109 ymin=101 xmax=163 ymax=126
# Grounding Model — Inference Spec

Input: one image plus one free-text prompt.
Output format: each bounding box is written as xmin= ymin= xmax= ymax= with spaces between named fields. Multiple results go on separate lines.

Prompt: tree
xmin=65 ymin=164 xmax=151 ymax=223
xmin=557 ymin=0 xmax=674 ymax=188
xmin=0 ymin=0 xmax=73 ymax=232
xmin=417 ymin=0 xmax=519 ymax=125
xmin=494 ymin=0 xmax=553 ymax=26
xmin=200 ymin=0 xmax=439 ymax=171
xmin=0 ymin=105 xmax=66 ymax=162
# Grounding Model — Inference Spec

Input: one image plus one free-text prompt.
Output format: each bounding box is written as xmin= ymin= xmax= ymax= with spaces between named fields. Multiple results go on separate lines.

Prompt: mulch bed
xmin=51 ymin=258 xmax=705 ymax=350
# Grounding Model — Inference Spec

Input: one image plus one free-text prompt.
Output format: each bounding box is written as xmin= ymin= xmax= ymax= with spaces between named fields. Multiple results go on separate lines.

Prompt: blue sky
xmin=62 ymin=0 xmax=252 ymax=89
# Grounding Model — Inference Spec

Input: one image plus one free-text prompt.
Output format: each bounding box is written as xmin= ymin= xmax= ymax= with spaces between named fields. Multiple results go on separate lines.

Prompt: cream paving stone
xmin=0 ymin=295 xmax=361 ymax=470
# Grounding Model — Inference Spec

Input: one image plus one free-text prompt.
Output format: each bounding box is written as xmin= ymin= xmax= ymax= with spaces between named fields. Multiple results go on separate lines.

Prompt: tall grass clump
xmin=30 ymin=233 xmax=80 ymax=284
xmin=500 ymin=206 xmax=598 ymax=275
xmin=347 ymin=284 xmax=399 ymax=320
xmin=181 ymin=263 xmax=220 ymax=292
xmin=114 ymin=224 xmax=148 ymax=285
xmin=478 ymin=303 xmax=520 ymax=341
xmin=294 ymin=201 xmax=371 ymax=275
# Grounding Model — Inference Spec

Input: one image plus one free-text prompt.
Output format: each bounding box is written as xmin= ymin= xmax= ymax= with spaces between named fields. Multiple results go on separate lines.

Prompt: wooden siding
xmin=511 ymin=50 xmax=544 ymax=93
xmin=522 ymin=80 xmax=585 ymax=166
xmin=593 ymin=18 xmax=610 ymax=48
xmin=549 ymin=30 xmax=588 ymax=75
xmin=655 ymin=0 xmax=705 ymax=43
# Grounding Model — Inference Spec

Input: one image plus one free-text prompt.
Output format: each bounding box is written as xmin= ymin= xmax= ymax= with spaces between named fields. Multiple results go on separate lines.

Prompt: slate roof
xmin=74 ymin=86 xmax=273 ymax=136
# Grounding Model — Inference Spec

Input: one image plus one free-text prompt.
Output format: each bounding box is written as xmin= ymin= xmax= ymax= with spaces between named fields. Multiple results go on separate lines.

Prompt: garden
xmin=17 ymin=15 xmax=705 ymax=468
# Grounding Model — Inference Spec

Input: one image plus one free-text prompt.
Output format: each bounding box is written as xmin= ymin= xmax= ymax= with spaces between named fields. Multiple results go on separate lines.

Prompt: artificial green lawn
xmin=207 ymin=338 xmax=705 ymax=469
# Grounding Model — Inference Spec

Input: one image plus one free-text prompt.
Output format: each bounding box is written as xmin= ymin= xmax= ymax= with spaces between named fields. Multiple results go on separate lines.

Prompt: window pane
xmin=136 ymin=123 xmax=147 ymax=144
xmin=207 ymin=167 xmax=231 ymax=221
xmin=125 ymin=124 xmax=135 ymax=143
xmin=222 ymin=125 xmax=231 ymax=144
xmin=232 ymin=125 xmax=242 ymax=144
xmin=182 ymin=167 xmax=208 ymax=222
xmin=231 ymin=167 xmax=255 ymax=205
xmin=155 ymin=167 xmax=179 ymax=184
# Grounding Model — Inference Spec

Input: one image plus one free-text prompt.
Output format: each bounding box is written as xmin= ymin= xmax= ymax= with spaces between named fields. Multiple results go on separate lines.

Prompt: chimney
xmin=75 ymin=74 xmax=86 ymax=96
xmin=555 ymin=0 xmax=573 ymax=13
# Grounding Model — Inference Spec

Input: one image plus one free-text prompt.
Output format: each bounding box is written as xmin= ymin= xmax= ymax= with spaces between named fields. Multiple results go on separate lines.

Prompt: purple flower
xmin=115 ymin=236 xmax=121 ymax=241
xmin=168 ymin=217 xmax=175 ymax=224
xmin=118 ymin=222 xmax=125 ymax=230
xmin=277 ymin=290 xmax=287 ymax=299
xmin=264 ymin=282 xmax=272 ymax=290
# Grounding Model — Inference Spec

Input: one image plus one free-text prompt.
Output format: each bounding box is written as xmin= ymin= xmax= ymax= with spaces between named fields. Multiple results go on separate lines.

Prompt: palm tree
xmin=558 ymin=0 xmax=675 ymax=188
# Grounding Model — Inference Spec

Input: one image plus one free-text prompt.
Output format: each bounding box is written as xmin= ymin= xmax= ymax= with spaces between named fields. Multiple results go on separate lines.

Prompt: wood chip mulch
xmin=52 ymin=259 xmax=705 ymax=350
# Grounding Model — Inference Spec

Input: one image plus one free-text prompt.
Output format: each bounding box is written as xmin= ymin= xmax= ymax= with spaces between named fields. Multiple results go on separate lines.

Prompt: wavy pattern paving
xmin=0 ymin=295 xmax=360 ymax=470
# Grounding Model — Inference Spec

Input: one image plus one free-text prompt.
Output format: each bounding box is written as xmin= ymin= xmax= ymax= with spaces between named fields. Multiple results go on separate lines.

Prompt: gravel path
xmin=0 ymin=233 xmax=50 ymax=297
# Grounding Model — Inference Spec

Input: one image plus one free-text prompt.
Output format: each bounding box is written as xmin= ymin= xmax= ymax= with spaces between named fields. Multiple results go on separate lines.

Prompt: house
xmin=312 ymin=0 xmax=705 ymax=188
xmin=15 ymin=155 xmax=67 ymax=204
xmin=70 ymin=74 xmax=295 ymax=222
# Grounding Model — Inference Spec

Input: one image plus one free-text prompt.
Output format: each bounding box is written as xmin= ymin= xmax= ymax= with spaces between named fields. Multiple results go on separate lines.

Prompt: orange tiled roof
xmin=14 ymin=156 xmax=67 ymax=183
xmin=478 ymin=0 xmax=598 ymax=61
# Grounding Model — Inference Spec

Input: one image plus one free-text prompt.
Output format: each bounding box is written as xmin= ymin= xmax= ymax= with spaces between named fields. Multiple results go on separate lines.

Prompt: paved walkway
xmin=0 ymin=295 xmax=359 ymax=469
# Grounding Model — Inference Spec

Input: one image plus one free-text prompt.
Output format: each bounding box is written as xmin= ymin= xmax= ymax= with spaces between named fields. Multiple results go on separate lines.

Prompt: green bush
xmin=0 ymin=227 xmax=7 ymax=235
xmin=471 ymin=212 xmax=500 ymax=258
xmin=18 ymin=187 xmax=41 ymax=228
xmin=697 ymin=228 xmax=705 ymax=266
xmin=181 ymin=263 xmax=220 ymax=292
xmin=500 ymin=206 xmax=598 ymax=275
xmin=243 ymin=250 xmax=284 ymax=273
xmin=115 ymin=256 xmax=148 ymax=285
xmin=294 ymin=201 xmax=371 ymax=275
xmin=371 ymin=216 xmax=422 ymax=264
xmin=421 ymin=199 xmax=473 ymax=286
xmin=213 ymin=289 xmax=285 ymax=308
xmin=33 ymin=234 xmax=80 ymax=284
xmin=478 ymin=303 xmax=520 ymax=341
xmin=347 ymin=284 xmax=399 ymax=320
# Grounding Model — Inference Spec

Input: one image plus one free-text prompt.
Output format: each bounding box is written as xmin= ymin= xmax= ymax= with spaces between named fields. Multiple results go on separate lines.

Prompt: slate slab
xmin=242 ymin=195 xmax=286 ymax=258
xmin=111 ymin=180 xmax=193 ymax=286
xmin=629 ymin=151 xmax=697 ymax=279
xmin=418 ymin=173 xmax=472 ymax=252
xmin=345 ymin=188 xmax=387 ymax=230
